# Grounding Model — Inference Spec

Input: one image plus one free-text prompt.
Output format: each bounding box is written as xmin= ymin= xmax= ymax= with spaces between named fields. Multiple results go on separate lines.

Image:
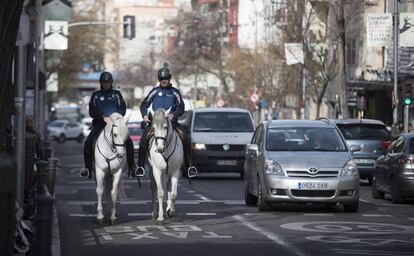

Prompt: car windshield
xmin=48 ymin=121 xmax=65 ymax=128
xmin=337 ymin=124 xmax=390 ymax=140
xmin=193 ymin=112 xmax=254 ymax=132
xmin=128 ymin=127 xmax=142 ymax=136
xmin=266 ymin=127 xmax=347 ymax=152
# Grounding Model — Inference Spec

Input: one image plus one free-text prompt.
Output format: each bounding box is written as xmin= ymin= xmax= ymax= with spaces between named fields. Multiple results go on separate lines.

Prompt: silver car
xmin=244 ymin=119 xmax=360 ymax=212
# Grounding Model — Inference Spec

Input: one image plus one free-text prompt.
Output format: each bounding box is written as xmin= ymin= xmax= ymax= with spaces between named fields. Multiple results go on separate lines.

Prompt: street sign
xmin=366 ymin=13 xmax=392 ymax=47
xmin=44 ymin=21 xmax=68 ymax=50
xmin=400 ymin=13 xmax=414 ymax=47
xmin=285 ymin=43 xmax=304 ymax=65
xmin=42 ymin=0 xmax=72 ymax=21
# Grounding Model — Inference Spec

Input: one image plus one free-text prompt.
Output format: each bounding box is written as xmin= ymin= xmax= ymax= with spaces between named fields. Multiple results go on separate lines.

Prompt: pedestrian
xmin=136 ymin=67 xmax=197 ymax=177
xmin=79 ymin=71 xmax=137 ymax=179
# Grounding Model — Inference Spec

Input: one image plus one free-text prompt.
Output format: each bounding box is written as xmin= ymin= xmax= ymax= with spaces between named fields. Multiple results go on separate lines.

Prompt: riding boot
xmin=125 ymin=138 xmax=137 ymax=177
xmin=80 ymin=141 xmax=93 ymax=179
xmin=182 ymin=132 xmax=198 ymax=177
xmin=136 ymin=126 xmax=150 ymax=177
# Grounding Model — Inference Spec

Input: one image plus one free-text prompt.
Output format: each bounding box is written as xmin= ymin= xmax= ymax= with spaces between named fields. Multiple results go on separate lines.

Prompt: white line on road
xmin=67 ymin=199 xmax=245 ymax=205
xmin=303 ymin=214 xmax=334 ymax=217
xmin=361 ymin=214 xmax=393 ymax=217
xmin=331 ymin=249 xmax=407 ymax=256
xmin=128 ymin=213 xmax=153 ymax=216
xmin=359 ymin=199 xmax=371 ymax=203
xmin=409 ymin=218 xmax=414 ymax=221
xmin=233 ymin=215 xmax=306 ymax=256
xmin=185 ymin=213 xmax=217 ymax=216
xmin=69 ymin=214 xmax=97 ymax=217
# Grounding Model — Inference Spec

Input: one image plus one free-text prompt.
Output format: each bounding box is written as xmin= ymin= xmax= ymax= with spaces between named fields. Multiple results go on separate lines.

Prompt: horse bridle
xmin=104 ymin=123 xmax=125 ymax=158
xmin=154 ymin=122 xmax=170 ymax=148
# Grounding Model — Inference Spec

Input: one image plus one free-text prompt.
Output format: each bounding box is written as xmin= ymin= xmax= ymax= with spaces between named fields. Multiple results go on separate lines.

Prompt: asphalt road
xmin=52 ymin=140 xmax=414 ymax=256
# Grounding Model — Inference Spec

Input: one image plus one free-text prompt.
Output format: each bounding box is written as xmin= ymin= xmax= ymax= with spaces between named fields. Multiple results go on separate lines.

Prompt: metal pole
xmin=302 ymin=68 xmax=307 ymax=119
xmin=47 ymin=157 xmax=58 ymax=195
xmin=393 ymin=0 xmax=399 ymax=124
xmin=405 ymin=104 xmax=409 ymax=132
xmin=15 ymin=45 xmax=27 ymax=206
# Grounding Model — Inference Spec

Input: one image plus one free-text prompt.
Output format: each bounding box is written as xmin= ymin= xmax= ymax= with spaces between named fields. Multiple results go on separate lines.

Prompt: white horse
xmin=94 ymin=112 xmax=129 ymax=225
xmin=148 ymin=108 xmax=184 ymax=225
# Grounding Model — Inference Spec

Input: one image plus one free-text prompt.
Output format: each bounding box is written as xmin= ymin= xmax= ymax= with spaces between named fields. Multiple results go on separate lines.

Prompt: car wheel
xmin=257 ymin=179 xmax=271 ymax=211
xmin=77 ymin=134 xmax=84 ymax=143
xmin=371 ymin=176 xmax=384 ymax=199
xmin=391 ymin=178 xmax=405 ymax=204
xmin=343 ymin=200 xmax=359 ymax=212
xmin=57 ymin=134 xmax=65 ymax=144
xmin=244 ymin=178 xmax=257 ymax=205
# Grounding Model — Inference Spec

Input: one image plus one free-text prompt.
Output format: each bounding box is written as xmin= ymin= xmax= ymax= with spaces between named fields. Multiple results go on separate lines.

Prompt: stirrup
xmin=79 ymin=168 xmax=90 ymax=179
xmin=134 ymin=166 xmax=146 ymax=177
xmin=187 ymin=166 xmax=198 ymax=178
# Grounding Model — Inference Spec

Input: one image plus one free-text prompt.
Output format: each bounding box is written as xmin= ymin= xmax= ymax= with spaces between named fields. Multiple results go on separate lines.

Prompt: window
xmin=193 ymin=112 xmax=254 ymax=132
xmin=337 ymin=124 xmax=390 ymax=140
xmin=347 ymin=38 xmax=358 ymax=65
xmin=266 ymin=127 xmax=347 ymax=152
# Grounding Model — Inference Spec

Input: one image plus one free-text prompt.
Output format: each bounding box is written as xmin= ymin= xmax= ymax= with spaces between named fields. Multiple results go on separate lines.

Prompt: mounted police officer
xmin=136 ymin=67 xmax=197 ymax=177
xmin=80 ymin=71 xmax=137 ymax=179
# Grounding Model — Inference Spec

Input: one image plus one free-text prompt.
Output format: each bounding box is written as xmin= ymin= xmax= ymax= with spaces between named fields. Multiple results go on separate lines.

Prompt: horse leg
xmin=153 ymin=167 xmax=165 ymax=225
xmin=150 ymin=169 xmax=158 ymax=220
xmin=110 ymin=170 xmax=122 ymax=225
xmin=166 ymin=175 xmax=178 ymax=218
xmin=95 ymin=167 xmax=105 ymax=224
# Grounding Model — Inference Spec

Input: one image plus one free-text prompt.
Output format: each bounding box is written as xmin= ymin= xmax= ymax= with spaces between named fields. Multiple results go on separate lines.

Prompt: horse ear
xmin=165 ymin=107 xmax=172 ymax=117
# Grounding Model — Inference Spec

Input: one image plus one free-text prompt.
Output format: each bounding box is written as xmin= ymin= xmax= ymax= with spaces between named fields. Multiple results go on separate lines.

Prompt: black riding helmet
xmin=158 ymin=68 xmax=172 ymax=81
xmin=100 ymin=71 xmax=113 ymax=83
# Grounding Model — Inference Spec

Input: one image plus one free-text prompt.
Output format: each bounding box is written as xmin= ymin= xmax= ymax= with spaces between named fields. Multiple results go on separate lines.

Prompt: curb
xmin=51 ymin=205 xmax=61 ymax=256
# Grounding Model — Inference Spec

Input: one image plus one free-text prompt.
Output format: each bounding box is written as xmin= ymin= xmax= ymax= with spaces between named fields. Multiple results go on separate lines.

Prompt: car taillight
xmin=382 ymin=140 xmax=391 ymax=150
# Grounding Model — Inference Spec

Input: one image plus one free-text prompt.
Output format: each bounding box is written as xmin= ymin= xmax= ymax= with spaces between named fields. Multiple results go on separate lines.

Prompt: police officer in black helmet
xmin=135 ymin=67 xmax=197 ymax=177
xmin=80 ymin=71 xmax=138 ymax=179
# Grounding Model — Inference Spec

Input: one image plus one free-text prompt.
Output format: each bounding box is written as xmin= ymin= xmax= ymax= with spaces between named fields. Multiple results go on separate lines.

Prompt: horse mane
xmin=153 ymin=109 xmax=167 ymax=127
xmin=110 ymin=113 xmax=129 ymax=141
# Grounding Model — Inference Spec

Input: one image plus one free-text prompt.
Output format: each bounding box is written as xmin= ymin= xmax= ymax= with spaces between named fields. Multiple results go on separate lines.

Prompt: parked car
xmin=333 ymin=119 xmax=391 ymax=184
xmin=372 ymin=133 xmax=414 ymax=203
xmin=183 ymin=108 xmax=254 ymax=178
xmin=127 ymin=121 xmax=143 ymax=151
xmin=81 ymin=117 xmax=93 ymax=137
xmin=244 ymin=119 xmax=360 ymax=212
xmin=47 ymin=119 xmax=83 ymax=143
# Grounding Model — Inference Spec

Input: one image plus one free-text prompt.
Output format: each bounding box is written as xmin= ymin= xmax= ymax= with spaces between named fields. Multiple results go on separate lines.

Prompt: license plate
xmin=298 ymin=182 xmax=328 ymax=190
xmin=217 ymin=160 xmax=237 ymax=166
xmin=354 ymin=158 xmax=375 ymax=164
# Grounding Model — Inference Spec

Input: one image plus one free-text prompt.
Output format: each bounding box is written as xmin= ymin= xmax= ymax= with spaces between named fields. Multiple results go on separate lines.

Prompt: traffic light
xmin=123 ymin=15 xmax=135 ymax=40
xmin=404 ymin=84 xmax=412 ymax=105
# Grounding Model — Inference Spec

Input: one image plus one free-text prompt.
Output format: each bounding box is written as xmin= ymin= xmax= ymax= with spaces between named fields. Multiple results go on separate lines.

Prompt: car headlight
xmin=340 ymin=160 xmax=359 ymax=176
xmin=264 ymin=160 xmax=285 ymax=176
xmin=193 ymin=143 xmax=206 ymax=150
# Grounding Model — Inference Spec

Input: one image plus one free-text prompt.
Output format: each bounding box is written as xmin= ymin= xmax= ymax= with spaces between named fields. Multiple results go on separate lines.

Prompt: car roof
xmin=267 ymin=119 xmax=334 ymax=129
xmin=332 ymin=119 xmax=386 ymax=125
xmin=192 ymin=107 xmax=250 ymax=113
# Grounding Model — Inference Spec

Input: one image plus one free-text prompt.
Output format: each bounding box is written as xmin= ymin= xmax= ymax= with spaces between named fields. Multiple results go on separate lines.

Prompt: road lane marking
xmin=185 ymin=213 xmax=217 ymax=216
xmin=362 ymin=214 xmax=393 ymax=217
xmin=303 ymin=214 xmax=334 ymax=216
xmin=128 ymin=213 xmax=152 ymax=216
xmin=233 ymin=215 xmax=306 ymax=256
xmin=409 ymin=218 xmax=414 ymax=221
xmin=359 ymin=199 xmax=371 ymax=203
xmin=331 ymin=248 xmax=408 ymax=256
xmin=67 ymin=199 xmax=244 ymax=205
xmin=69 ymin=214 xmax=97 ymax=217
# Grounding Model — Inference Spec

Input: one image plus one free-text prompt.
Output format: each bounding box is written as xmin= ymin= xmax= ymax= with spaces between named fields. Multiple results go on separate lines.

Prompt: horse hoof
xmin=97 ymin=218 xmax=104 ymax=225
xmin=155 ymin=219 xmax=164 ymax=225
xmin=167 ymin=209 xmax=175 ymax=218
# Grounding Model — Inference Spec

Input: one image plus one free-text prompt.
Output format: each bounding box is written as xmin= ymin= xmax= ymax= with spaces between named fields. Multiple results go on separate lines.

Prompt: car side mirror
xmin=247 ymin=144 xmax=259 ymax=155
xmin=350 ymin=145 xmax=361 ymax=153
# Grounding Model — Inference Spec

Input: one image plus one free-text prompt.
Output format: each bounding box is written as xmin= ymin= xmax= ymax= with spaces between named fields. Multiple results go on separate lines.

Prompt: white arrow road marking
xmin=233 ymin=215 xmax=306 ymax=256
xmin=127 ymin=232 xmax=158 ymax=240
xmin=202 ymin=232 xmax=232 ymax=239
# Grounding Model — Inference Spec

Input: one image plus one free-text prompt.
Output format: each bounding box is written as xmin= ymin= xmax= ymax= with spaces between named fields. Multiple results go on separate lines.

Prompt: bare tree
xmin=0 ymin=0 xmax=24 ymax=151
